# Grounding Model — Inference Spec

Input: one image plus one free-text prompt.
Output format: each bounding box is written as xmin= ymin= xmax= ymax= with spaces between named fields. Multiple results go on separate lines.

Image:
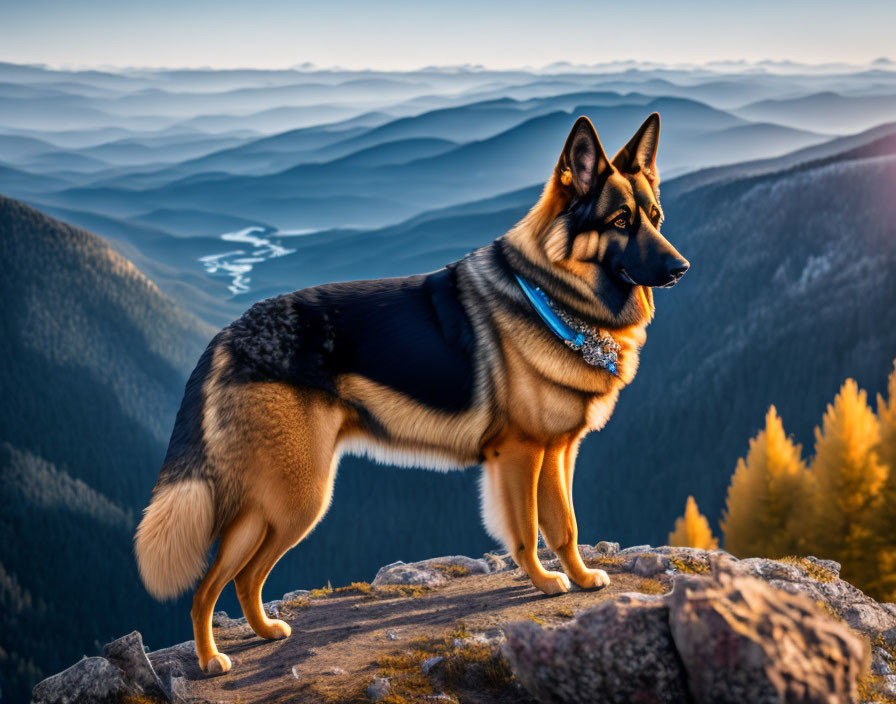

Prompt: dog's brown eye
xmin=613 ymin=215 xmax=628 ymax=229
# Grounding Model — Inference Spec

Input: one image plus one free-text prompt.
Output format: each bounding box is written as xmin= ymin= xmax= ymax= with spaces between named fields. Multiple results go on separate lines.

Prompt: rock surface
xmin=372 ymin=560 xmax=449 ymax=588
xmin=372 ymin=554 xmax=490 ymax=587
xmin=32 ymin=631 xmax=176 ymax=704
xmin=31 ymin=545 xmax=896 ymax=704
xmin=282 ymin=589 xmax=311 ymax=601
xmin=669 ymin=560 xmax=865 ymax=704
xmin=147 ymin=640 xmax=195 ymax=703
xmin=503 ymin=553 xmax=889 ymax=704
xmin=366 ymin=676 xmax=392 ymax=700
xmin=30 ymin=657 xmax=131 ymax=704
xmin=102 ymin=631 xmax=169 ymax=702
xmin=631 ymin=552 xmax=666 ymax=577
xmin=504 ymin=593 xmax=692 ymax=704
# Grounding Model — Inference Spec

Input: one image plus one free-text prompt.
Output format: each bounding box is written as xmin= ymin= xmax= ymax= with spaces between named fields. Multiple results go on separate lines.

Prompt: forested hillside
xmin=0 ymin=196 xmax=213 ymax=701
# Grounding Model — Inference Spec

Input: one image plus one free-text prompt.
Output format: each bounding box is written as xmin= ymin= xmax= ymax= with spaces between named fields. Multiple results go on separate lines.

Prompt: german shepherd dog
xmin=135 ymin=114 xmax=688 ymax=673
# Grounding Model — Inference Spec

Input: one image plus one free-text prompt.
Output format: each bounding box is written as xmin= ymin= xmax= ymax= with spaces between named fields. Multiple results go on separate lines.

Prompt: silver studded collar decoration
xmin=553 ymin=306 xmax=621 ymax=373
xmin=514 ymin=274 xmax=620 ymax=375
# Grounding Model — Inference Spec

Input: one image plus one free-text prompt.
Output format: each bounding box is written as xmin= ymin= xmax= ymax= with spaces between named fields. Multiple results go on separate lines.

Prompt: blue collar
xmin=513 ymin=273 xmax=619 ymax=375
xmin=514 ymin=274 xmax=585 ymax=347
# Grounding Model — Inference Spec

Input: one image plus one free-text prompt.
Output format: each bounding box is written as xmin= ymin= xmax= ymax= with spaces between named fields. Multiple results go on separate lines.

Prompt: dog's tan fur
xmin=135 ymin=114 xmax=687 ymax=673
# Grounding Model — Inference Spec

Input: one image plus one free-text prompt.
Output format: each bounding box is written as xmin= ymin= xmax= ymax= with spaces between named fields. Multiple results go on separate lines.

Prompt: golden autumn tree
xmin=720 ymin=405 xmax=809 ymax=558
xmin=872 ymin=361 xmax=896 ymax=601
xmin=807 ymin=378 xmax=886 ymax=592
xmin=669 ymin=495 xmax=718 ymax=550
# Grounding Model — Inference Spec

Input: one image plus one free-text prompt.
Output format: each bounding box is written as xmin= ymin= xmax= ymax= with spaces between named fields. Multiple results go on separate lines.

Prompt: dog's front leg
xmin=481 ymin=429 xmax=570 ymax=594
xmin=537 ymin=438 xmax=610 ymax=589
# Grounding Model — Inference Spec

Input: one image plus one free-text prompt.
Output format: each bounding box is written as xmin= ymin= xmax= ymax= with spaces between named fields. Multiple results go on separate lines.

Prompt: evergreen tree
xmin=807 ymin=379 xmax=886 ymax=593
xmin=669 ymin=496 xmax=718 ymax=550
xmin=873 ymin=361 xmax=896 ymax=601
xmin=721 ymin=406 xmax=809 ymax=558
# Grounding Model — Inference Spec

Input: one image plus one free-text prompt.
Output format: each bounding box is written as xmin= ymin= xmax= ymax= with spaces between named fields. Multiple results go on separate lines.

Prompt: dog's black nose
xmin=667 ymin=256 xmax=689 ymax=280
xmin=657 ymin=255 xmax=689 ymax=287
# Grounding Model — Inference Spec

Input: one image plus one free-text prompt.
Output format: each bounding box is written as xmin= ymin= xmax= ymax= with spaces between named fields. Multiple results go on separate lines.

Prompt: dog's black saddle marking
xmin=225 ymin=266 xmax=477 ymax=413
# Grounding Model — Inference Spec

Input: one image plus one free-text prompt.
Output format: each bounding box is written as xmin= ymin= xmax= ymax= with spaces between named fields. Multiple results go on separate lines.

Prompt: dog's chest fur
xmin=496 ymin=315 xmax=646 ymax=438
xmin=461 ymin=243 xmax=649 ymax=442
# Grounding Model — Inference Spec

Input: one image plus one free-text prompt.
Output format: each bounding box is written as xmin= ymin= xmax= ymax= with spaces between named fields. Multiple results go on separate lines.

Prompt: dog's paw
xmin=535 ymin=571 xmax=571 ymax=595
xmin=573 ymin=568 xmax=610 ymax=590
xmin=260 ymin=619 xmax=291 ymax=640
xmin=204 ymin=652 xmax=232 ymax=675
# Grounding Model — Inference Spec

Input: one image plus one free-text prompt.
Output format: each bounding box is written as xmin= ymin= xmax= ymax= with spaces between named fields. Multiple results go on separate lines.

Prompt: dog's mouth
xmin=616 ymin=267 xmax=681 ymax=289
xmin=616 ymin=267 xmax=639 ymax=286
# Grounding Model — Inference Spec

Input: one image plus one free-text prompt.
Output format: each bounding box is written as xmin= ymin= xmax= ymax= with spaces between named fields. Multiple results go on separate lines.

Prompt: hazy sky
xmin=2 ymin=0 xmax=893 ymax=70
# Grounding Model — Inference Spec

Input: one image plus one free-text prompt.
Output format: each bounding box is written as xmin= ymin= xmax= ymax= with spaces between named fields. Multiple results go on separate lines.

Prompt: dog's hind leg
xmin=233 ymin=459 xmax=339 ymax=642
xmin=233 ymin=528 xmax=297 ymax=641
xmin=481 ymin=428 xmax=570 ymax=595
xmin=232 ymin=384 xmax=343 ymax=642
xmin=537 ymin=437 xmax=609 ymax=589
xmin=191 ymin=509 xmax=267 ymax=674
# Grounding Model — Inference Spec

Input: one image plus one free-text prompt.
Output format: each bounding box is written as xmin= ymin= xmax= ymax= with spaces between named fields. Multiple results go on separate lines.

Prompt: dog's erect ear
xmin=613 ymin=112 xmax=660 ymax=188
xmin=557 ymin=116 xmax=610 ymax=196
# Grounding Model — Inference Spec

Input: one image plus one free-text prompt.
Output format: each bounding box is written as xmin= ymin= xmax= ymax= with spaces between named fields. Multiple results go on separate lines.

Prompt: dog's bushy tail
xmin=135 ymin=478 xmax=214 ymax=599
xmin=135 ymin=335 xmax=223 ymax=600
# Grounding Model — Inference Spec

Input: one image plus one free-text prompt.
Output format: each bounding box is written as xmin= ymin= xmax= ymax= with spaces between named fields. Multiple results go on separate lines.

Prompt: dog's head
xmin=512 ymin=114 xmax=688 ymax=327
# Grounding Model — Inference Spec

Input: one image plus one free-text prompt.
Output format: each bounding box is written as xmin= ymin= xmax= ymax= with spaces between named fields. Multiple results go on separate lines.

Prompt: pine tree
xmin=873 ymin=361 xmax=896 ymax=601
xmin=721 ymin=406 xmax=809 ymax=558
xmin=669 ymin=496 xmax=718 ymax=550
xmin=808 ymin=378 xmax=886 ymax=593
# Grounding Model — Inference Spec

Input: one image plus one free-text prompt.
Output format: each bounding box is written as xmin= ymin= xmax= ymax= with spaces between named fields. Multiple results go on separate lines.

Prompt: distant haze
xmin=2 ymin=0 xmax=894 ymax=70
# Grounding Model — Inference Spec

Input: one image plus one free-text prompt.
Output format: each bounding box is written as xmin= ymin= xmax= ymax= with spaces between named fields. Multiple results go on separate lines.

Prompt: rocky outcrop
xmin=372 ymin=554 xmax=490 ymax=588
xmin=102 ymin=630 xmax=169 ymax=701
xmin=30 ymin=546 xmax=896 ymax=704
xmin=30 ymin=658 xmax=132 ymax=704
xmin=31 ymin=631 xmax=179 ymax=704
xmin=504 ymin=553 xmax=894 ymax=704
xmin=503 ymin=593 xmax=692 ymax=703
xmin=669 ymin=563 xmax=865 ymax=703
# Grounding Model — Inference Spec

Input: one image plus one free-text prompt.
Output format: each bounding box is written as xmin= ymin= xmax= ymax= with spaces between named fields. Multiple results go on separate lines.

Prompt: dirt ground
xmin=157 ymin=555 xmax=670 ymax=703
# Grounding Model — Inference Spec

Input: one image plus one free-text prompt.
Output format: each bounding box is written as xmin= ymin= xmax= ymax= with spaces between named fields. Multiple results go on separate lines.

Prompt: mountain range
xmin=1 ymin=59 xmax=895 ymax=702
